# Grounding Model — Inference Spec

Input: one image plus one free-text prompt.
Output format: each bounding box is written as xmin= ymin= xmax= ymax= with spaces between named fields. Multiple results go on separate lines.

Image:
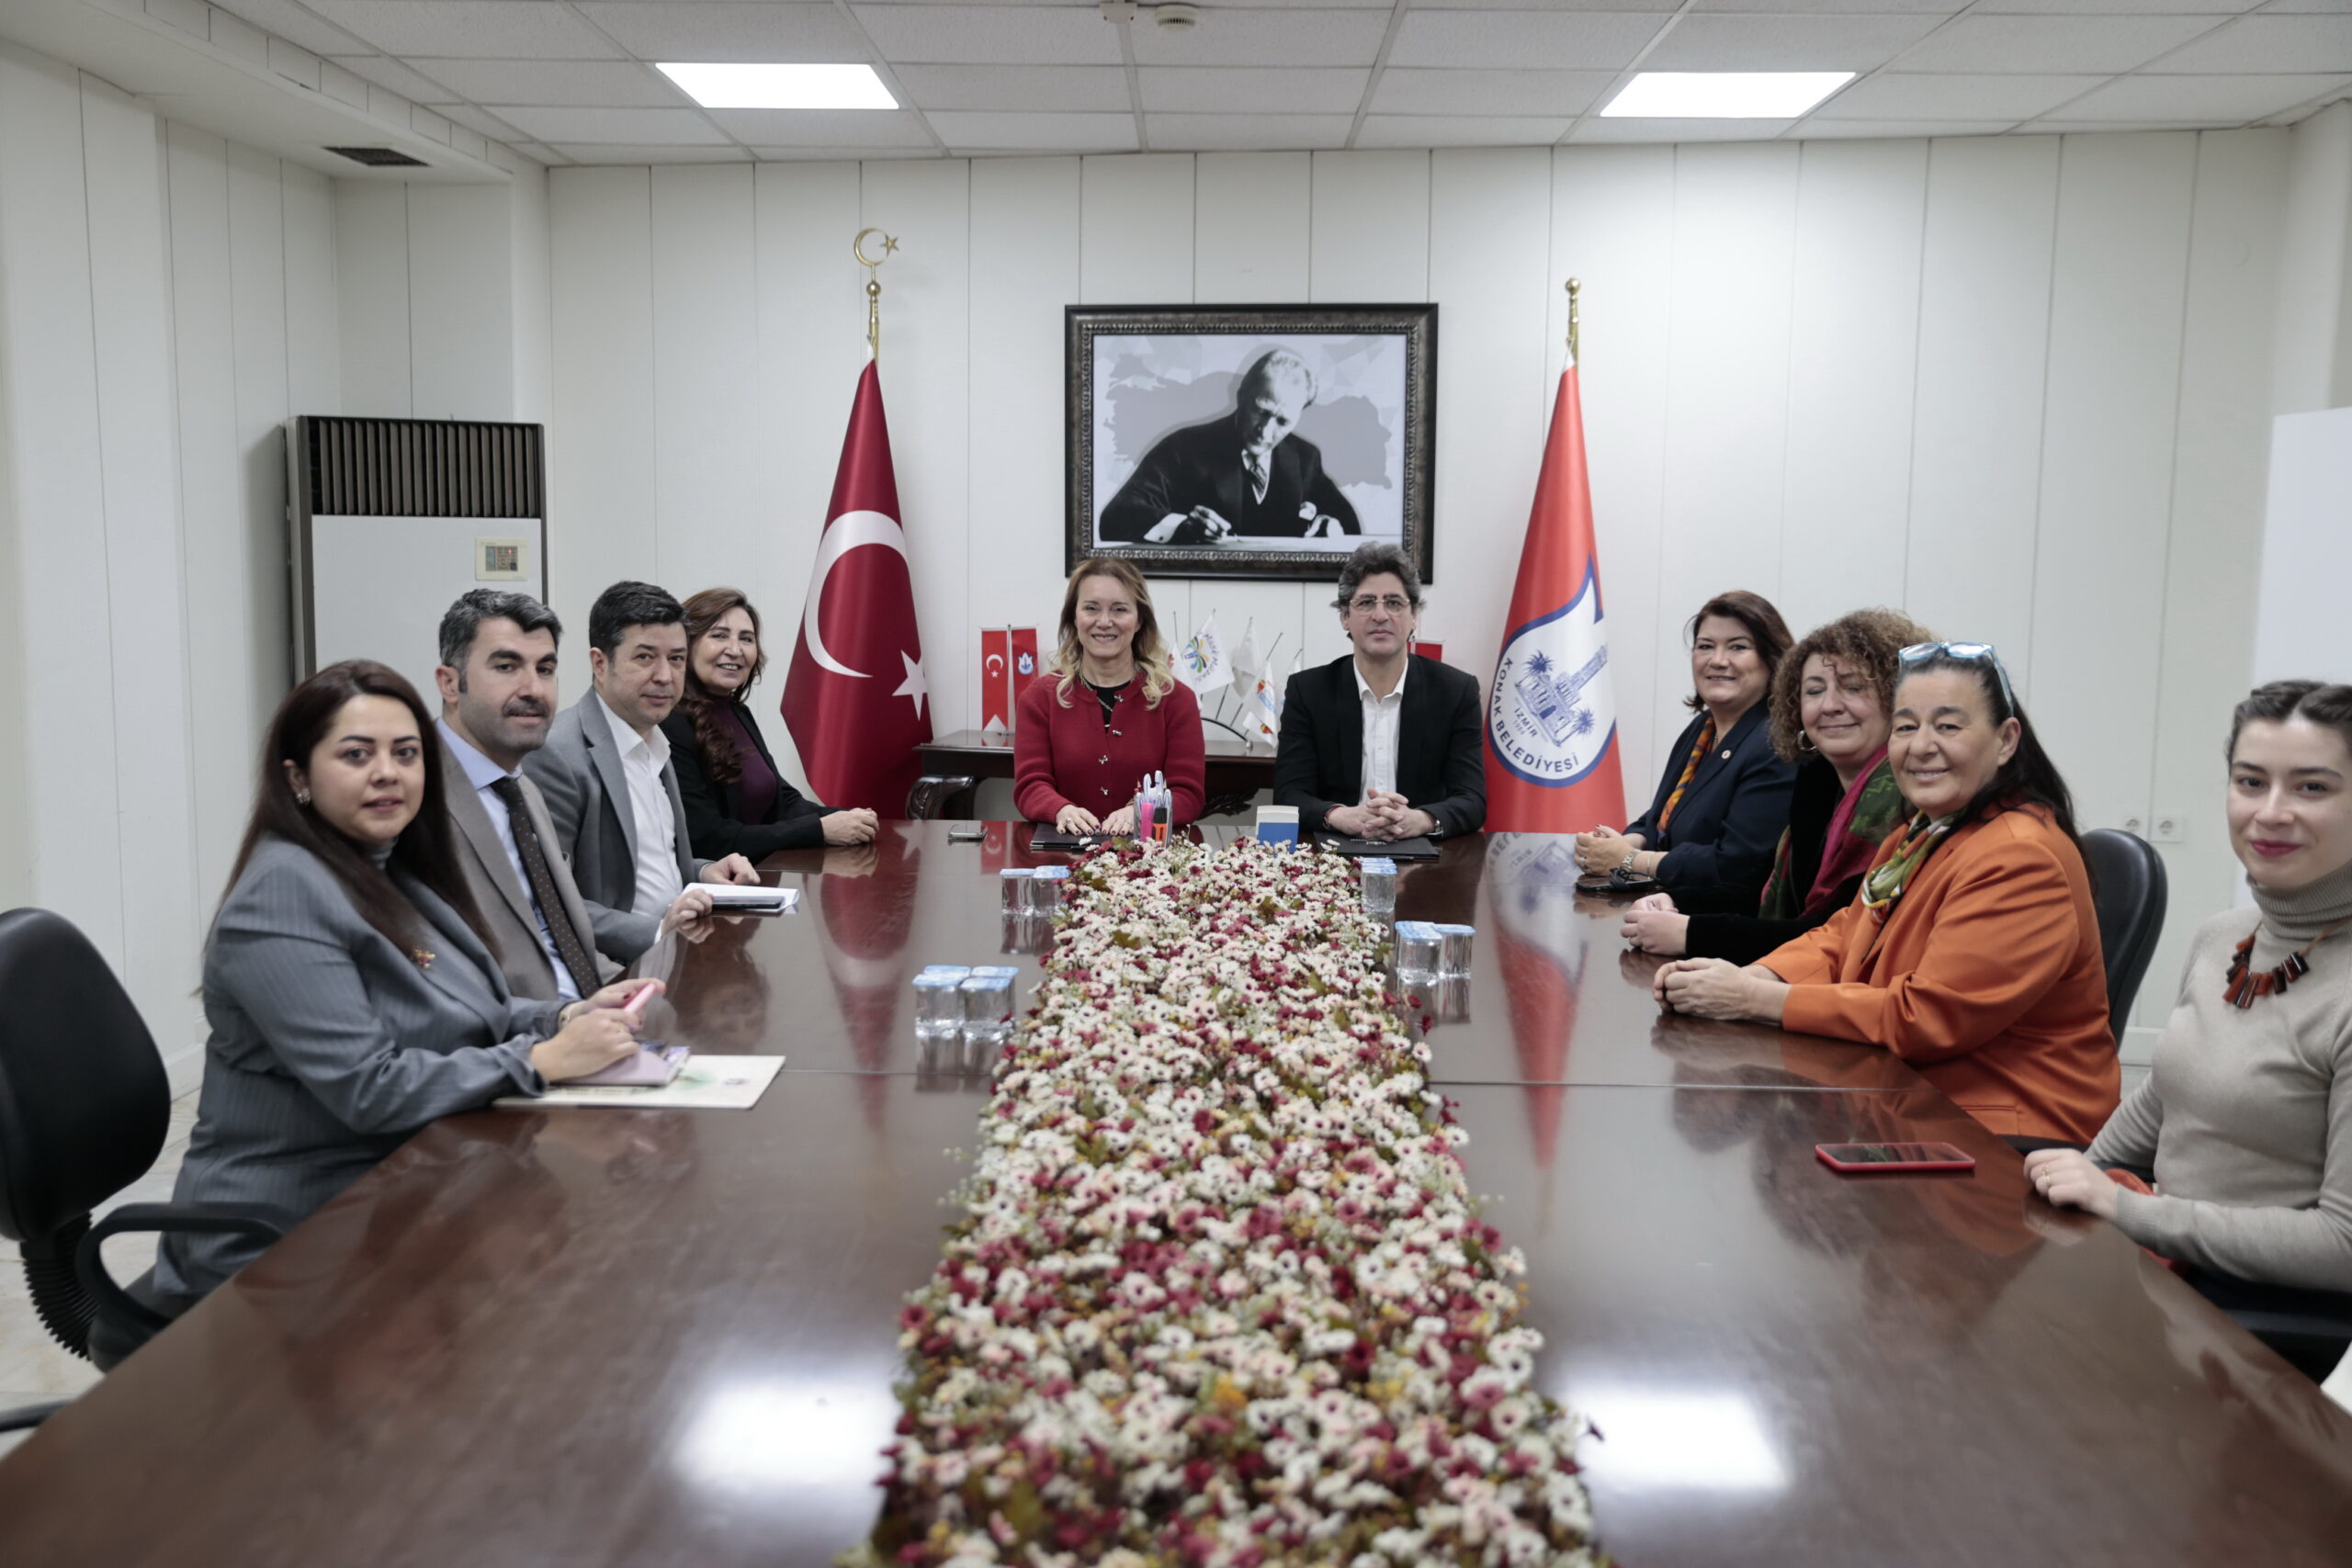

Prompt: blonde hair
xmin=1051 ymin=557 xmax=1174 ymax=707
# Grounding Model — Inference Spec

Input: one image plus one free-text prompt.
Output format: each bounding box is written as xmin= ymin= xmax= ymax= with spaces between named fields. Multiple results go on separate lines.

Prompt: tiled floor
xmin=0 ymin=1089 xmax=198 ymax=1460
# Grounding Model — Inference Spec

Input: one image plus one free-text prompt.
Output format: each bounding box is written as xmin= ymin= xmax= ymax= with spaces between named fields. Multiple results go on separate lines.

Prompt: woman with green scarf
xmin=1622 ymin=609 xmax=1926 ymax=965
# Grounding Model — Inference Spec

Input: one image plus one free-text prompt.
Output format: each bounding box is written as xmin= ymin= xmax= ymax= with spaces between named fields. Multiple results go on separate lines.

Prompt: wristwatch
xmin=1616 ymin=849 xmax=1640 ymax=875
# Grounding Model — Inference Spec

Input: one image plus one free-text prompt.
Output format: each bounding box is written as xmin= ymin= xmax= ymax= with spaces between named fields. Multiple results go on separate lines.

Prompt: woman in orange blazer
xmin=1653 ymin=642 xmax=2120 ymax=1148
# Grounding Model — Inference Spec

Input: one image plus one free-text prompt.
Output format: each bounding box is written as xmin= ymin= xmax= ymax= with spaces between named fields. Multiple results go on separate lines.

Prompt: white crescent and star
xmin=799 ymin=507 xmax=929 ymax=720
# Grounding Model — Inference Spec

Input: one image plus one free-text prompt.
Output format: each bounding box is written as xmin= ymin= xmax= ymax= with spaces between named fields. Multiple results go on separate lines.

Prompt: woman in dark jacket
xmin=1621 ymin=608 xmax=1929 ymax=965
xmin=1575 ymin=590 xmax=1799 ymax=907
xmin=663 ymin=587 xmax=878 ymax=861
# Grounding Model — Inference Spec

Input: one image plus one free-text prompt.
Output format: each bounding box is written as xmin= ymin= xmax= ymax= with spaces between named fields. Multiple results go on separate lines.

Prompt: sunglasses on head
xmin=1899 ymin=641 xmax=2015 ymax=713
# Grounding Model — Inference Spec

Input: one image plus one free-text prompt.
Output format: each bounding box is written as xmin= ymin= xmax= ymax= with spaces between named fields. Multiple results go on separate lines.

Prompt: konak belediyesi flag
xmin=1483 ymin=353 xmax=1627 ymax=833
xmin=782 ymin=360 xmax=932 ymax=812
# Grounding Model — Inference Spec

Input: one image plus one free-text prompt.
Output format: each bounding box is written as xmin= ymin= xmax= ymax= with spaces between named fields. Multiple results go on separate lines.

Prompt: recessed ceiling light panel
xmin=656 ymin=62 xmax=898 ymax=110
xmin=1600 ymin=72 xmax=1854 ymax=119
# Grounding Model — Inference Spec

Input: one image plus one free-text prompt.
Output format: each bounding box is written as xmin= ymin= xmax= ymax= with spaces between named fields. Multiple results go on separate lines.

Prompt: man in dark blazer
xmin=432 ymin=589 xmax=621 ymax=1003
xmin=1098 ymin=348 xmax=1360 ymax=545
xmin=1275 ymin=543 xmax=1485 ymax=841
xmin=522 ymin=581 xmax=758 ymax=964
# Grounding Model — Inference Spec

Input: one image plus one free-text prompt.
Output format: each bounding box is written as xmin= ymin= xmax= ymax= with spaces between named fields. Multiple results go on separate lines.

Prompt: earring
xmin=295 ymin=786 xmax=311 ymax=806
xmin=1795 ymin=731 xmax=1819 ymax=755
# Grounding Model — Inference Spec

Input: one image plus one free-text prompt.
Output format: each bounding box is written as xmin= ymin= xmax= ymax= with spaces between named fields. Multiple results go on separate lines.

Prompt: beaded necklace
xmin=2222 ymin=917 xmax=2350 ymax=1009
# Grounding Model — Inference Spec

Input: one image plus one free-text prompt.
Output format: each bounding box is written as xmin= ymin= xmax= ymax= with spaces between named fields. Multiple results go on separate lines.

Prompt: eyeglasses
xmin=1347 ymin=595 xmax=1413 ymax=615
xmin=1899 ymin=641 xmax=2015 ymax=712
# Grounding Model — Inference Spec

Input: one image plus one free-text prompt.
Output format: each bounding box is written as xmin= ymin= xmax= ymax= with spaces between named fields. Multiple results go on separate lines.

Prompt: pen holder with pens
xmin=1133 ymin=772 xmax=1173 ymax=843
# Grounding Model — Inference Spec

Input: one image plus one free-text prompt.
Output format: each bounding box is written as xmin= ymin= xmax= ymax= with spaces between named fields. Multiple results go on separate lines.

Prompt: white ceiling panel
xmin=853 ymin=6 xmax=1125 ymax=65
xmin=1644 ymin=13 xmax=1947 ymax=71
xmin=1144 ymin=112 xmax=1354 ymax=148
xmin=748 ymin=147 xmax=937 ymax=160
xmin=892 ymin=63 xmax=1131 ymax=110
xmin=494 ymin=105 xmax=729 ymax=142
xmin=2048 ymin=70 xmax=2352 ymax=118
xmin=926 ymin=109 xmax=1138 ymax=147
xmin=307 ymin=1 xmax=627 ymax=60
xmin=1884 ymin=13 xmax=2227 ymax=73
xmin=1410 ymin=0 xmax=1678 ymax=9
xmin=1129 ymin=9 xmax=1391 ymax=66
xmin=1370 ymin=67 xmax=1616 ymax=115
xmin=2148 ymin=17 xmax=2352 ymax=73
xmin=208 ymin=0 xmax=373 ymax=57
xmin=553 ymin=143 xmax=751 ymax=163
xmin=1185 ymin=0 xmax=1390 ymax=7
xmin=2262 ymin=0 xmax=2352 ymax=12
xmin=1567 ymin=113 xmax=1791 ymax=139
xmin=1355 ymin=113 xmax=1573 ymax=145
xmin=1816 ymin=71 xmax=2107 ymax=117
xmin=1388 ymin=11 xmax=1669 ymax=70
xmin=434 ymin=101 xmax=534 ymax=141
xmin=707 ymin=107 xmax=937 ymax=144
xmin=1137 ymin=67 xmax=1370 ymax=113
xmin=1975 ymin=0 xmax=2259 ymax=13
xmin=1689 ymin=0 xmax=1963 ymax=12
xmin=570 ymin=4 xmax=868 ymax=62
xmin=1792 ymin=118 xmax=2018 ymax=134
xmin=325 ymin=51 xmax=460 ymax=102
xmin=419 ymin=59 xmax=684 ymax=107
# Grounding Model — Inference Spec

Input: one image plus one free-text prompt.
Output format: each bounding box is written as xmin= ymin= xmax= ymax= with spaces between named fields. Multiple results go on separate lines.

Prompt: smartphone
xmin=620 ymin=980 xmax=662 ymax=1025
xmin=1815 ymin=1141 xmax=1975 ymax=1174
xmin=947 ymin=824 xmax=987 ymax=842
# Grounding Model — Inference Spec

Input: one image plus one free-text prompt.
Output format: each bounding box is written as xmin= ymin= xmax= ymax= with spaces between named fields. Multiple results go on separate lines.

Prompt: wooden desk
xmin=911 ymin=728 xmax=1277 ymax=818
xmin=3 ymin=825 xmax=2347 ymax=1567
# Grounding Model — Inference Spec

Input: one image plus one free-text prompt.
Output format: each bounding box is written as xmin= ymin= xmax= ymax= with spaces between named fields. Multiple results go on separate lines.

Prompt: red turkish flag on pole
xmin=782 ymin=361 xmax=932 ymax=812
xmin=1483 ymin=355 xmax=1626 ymax=832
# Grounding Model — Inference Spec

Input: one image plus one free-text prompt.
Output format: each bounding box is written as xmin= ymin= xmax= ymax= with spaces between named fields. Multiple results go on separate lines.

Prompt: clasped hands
xmin=1326 ymin=790 xmax=1432 ymax=842
xmin=1652 ymin=956 xmax=1788 ymax=1024
xmin=1056 ymin=803 xmax=1139 ymax=836
xmin=1142 ymin=506 xmax=1349 ymax=546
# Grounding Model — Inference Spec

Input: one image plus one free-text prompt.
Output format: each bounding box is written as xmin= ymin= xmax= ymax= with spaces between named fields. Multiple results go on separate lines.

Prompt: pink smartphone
xmin=620 ymin=980 xmax=662 ymax=1024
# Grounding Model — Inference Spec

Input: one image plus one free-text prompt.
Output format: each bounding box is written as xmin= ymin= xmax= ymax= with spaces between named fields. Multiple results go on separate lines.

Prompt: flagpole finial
xmin=1565 ymin=277 xmax=1581 ymax=364
xmin=854 ymin=228 xmax=899 ymax=359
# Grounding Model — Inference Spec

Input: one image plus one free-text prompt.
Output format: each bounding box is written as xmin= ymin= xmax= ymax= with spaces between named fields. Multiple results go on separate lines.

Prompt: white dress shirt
xmin=597 ymin=694 xmax=686 ymax=919
xmin=1354 ymin=655 xmax=1408 ymax=800
xmin=437 ymin=720 xmax=581 ymax=1002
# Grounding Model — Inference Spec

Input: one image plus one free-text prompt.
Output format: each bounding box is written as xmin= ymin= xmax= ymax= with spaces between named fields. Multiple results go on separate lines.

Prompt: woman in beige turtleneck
xmin=2029 ymin=680 xmax=2352 ymax=1378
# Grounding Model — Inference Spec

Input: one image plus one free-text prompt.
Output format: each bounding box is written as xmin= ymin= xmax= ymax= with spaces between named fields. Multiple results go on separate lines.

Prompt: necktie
xmin=489 ymin=775 xmax=602 ymax=1000
xmin=1244 ymin=450 xmax=1269 ymax=504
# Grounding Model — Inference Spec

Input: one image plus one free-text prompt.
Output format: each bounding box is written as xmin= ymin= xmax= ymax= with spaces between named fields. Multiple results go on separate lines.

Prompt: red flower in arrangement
xmin=846 ymin=840 xmax=1604 ymax=1568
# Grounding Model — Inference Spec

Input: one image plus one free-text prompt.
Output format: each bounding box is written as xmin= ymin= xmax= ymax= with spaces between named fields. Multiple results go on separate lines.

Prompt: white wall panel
xmin=861 ymin=158 xmax=972 ymax=749
xmin=1779 ymin=139 xmax=1927 ymax=637
xmin=81 ymin=77 xmax=204 ymax=1049
xmin=548 ymin=166 xmax=656 ymax=695
xmin=334 ymin=181 xmax=410 ymax=416
xmin=2142 ymin=128 xmax=2290 ymax=1038
xmin=2030 ymin=132 xmax=2197 ymax=834
xmin=408 ymin=183 xmax=515 ymax=420
xmin=227 ymin=143 xmax=292 ymax=756
xmin=1906 ymin=137 xmax=2058 ymax=671
xmin=752 ymin=161 xmax=864 ymax=790
xmin=282 ymin=164 xmax=339 ymax=417
xmin=1550 ymin=144 xmax=1674 ymax=814
xmin=511 ymin=164 xmax=553 ymax=425
xmin=651 ymin=164 xmax=760 ymax=601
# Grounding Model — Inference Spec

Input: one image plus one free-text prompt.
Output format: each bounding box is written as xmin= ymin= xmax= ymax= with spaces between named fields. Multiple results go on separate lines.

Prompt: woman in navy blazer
xmin=1577 ymin=591 xmax=1799 ymax=905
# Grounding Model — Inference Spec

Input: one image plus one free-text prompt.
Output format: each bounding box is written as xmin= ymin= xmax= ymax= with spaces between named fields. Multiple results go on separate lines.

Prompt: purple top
xmin=718 ymin=703 xmax=781 ymax=825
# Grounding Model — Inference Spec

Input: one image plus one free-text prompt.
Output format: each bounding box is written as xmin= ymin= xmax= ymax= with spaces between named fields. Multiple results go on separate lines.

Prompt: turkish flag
xmin=980 ymin=627 xmax=1010 ymax=730
xmin=1483 ymin=356 xmax=1627 ymax=832
xmin=1411 ymin=639 xmax=1444 ymax=664
xmin=782 ymin=362 xmax=932 ymax=812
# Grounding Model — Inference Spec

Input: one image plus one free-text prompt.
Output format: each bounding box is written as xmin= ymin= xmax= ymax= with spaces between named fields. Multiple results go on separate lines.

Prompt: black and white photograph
xmin=1066 ymin=304 xmax=1436 ymax=582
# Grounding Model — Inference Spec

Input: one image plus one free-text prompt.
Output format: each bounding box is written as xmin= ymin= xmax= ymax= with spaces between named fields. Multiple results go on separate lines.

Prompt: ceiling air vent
xmin=324 ymin=146 xmax=427 ymax=167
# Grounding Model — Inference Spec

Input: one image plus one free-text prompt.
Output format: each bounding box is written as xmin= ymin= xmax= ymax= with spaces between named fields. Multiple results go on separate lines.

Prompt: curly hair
xmin=1764 ymin=607 xmax=1935 ymax=762
xmin=1050 ymin=557 xmax=1175 ymax=707
xmin=677 ymin=587 xmax=768 ymax=787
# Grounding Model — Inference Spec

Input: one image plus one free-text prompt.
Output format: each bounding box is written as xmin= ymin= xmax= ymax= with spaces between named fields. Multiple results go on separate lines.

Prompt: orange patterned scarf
xmin=1655 ymin=717 xmax=1716 ymax=837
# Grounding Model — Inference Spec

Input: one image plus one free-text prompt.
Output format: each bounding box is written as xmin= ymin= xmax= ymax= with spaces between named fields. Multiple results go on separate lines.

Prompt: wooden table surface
xmin=3 ymin=823 xmax=2347 ymax=1566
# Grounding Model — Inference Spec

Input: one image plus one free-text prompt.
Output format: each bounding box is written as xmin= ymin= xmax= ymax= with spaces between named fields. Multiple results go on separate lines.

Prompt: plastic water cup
xmin=1395 ymin=920 xmax=1442 ymax=987
xmin=912 ymin=972 xmax=964 ymax=1040
xmin=1360 ymin=857 xmax=1397 ymax=919
xmin=1025 ymin=866 xmax=1069 ymax=916
xmin=1000 ymin=868 xmax=1035 ymax=914
xmin=959 ymin=974 xmax=1015 ymax=1045
xmin=1434 ymin=923 xmax=1476 ymax=979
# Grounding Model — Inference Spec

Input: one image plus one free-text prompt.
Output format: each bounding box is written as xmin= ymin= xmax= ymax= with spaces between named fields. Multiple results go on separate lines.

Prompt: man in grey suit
xmin=435 ymin=589 xmax=682 ymax=1002
xmin=524 ymin=581 xmax=760 ymax=964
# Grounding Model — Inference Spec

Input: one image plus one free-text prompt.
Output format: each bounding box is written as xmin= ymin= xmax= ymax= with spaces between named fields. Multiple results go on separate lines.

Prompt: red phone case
xmin=1814 ymin=1142 xmax=1976 ymax=1174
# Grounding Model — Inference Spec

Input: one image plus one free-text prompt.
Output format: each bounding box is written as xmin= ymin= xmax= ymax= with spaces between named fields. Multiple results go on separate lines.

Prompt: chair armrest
xmin=0 ymin=1399 xmax=69 ymax=1434
xmin=74 ymin=1202 xmax=290 ymax=1335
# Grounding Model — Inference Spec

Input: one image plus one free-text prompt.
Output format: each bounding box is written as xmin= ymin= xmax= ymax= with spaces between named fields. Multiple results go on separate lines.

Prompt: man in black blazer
xmin=1274 ymin=544 xmax=1486 ymax=841
xmin=1097 ymin=349 xmax=1360 ymax=544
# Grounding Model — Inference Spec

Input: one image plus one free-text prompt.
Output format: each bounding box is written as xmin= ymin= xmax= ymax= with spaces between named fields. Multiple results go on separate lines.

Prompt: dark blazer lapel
xmin=1683 ymin=704 xmax=1764 ymax=813
xmin=1329 ymin=660 xmax=1364 ymax=804
xmin=1396 ymin=658 xmax=1442 ymax=801
xmin=579 ymin=695 xmax=639 ymax=858
xmin=441 ymin=750 xmax=537 ymax=933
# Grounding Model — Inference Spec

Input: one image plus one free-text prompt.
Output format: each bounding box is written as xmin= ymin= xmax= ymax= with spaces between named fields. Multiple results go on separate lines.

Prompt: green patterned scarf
xmin=1859 ymin=811 xmax=1963 ymax=918
xmin=1759 ymin=753 xmax=1907 ymax=921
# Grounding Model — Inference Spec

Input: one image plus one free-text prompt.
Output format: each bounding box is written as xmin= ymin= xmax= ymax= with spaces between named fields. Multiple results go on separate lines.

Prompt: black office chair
xmin=2079 ymin=828 xmax=2168 ymax=1043
xmin=0 ymin=908 xmax=283 ymax=1433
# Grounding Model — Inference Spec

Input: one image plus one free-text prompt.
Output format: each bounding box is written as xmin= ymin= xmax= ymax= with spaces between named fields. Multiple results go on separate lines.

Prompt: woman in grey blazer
xmin=155 ymin=661 xmax=654 ymax=1305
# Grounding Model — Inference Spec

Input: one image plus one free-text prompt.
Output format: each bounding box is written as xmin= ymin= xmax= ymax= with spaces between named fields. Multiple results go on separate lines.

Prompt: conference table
xmin=3 ymin=823 xmax=2349 ymax=1566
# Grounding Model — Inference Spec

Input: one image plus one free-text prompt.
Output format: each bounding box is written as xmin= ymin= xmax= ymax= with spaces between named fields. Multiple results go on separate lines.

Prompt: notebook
xmin=1321 ymin=834 xmax=1441 ymax=861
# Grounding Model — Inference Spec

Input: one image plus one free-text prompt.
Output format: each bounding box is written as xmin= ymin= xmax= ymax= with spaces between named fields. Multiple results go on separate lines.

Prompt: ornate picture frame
xmin=1066 ymin=303 xmax=1438 ymax=582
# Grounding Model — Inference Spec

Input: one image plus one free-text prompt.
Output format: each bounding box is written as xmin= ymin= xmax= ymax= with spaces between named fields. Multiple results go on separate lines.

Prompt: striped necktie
xmin=490 ymin=775 xmax=602 ymax=999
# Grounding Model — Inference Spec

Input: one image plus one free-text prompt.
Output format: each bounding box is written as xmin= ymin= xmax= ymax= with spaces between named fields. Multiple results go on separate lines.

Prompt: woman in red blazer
xmin=1014 ymin=557 xmax=1205 ymax=832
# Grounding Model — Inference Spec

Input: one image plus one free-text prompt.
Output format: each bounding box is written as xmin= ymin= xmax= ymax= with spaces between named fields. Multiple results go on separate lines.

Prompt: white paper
xmin=703 ymin=885 xmax=800 ymax=911
xmin=495 ymin=1054 xmax=785 ymax=1111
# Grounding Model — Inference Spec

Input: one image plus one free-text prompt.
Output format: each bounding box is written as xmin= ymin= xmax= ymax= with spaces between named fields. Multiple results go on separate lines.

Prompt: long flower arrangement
xmin=849 ymin=839 xmax=1603 ymax=1567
